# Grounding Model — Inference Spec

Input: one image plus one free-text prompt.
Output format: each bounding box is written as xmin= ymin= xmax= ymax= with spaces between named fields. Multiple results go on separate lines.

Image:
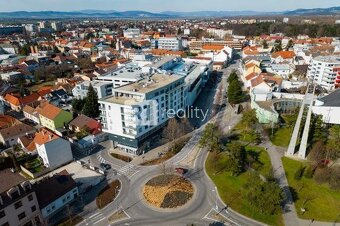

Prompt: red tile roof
xmin=39 ymin=103 xmax=62 ymax=120
xmin=33 ymin=128 xmax=59 ymax=145
xmin=271 ymin=51 xmax=295 ymax=59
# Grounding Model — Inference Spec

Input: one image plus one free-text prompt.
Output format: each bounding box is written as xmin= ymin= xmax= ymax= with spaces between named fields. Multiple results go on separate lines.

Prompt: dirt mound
xmin=143 ymin=174 xmax=193 ymax=208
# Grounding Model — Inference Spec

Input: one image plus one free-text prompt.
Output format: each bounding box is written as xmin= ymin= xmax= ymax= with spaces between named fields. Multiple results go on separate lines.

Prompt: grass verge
xmin=206 ymin=146 xmax=283 ymax=226
xmin=282 ymin=157 xmax=340 ymax=221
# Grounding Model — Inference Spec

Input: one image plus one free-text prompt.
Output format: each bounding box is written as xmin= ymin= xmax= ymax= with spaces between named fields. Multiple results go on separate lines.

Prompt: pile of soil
xmin=143 ymin=174 xmax=193 ymax=208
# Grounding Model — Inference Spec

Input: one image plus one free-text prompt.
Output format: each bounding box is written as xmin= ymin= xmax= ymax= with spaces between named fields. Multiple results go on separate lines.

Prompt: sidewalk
xmin=260 ymin=136 xmax=338 ymax=226
xmin=130 ymin=132 xmax=193 ymax=165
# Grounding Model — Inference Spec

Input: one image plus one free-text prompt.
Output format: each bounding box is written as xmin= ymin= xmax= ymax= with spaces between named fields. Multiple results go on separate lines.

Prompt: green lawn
xmin=282 ymin=157 xmax=340 ymax=222
xmin=269 ymin=127 xmax=293 ymax=147
xmin=206 ymin=146 xmax=283 ymax=226
xmin=245 ymin=146 xmax=272 ymax=176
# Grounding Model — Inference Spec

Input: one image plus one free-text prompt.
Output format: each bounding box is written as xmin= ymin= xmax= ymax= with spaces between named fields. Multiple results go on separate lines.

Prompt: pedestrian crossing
xmin=95 ymin=153 xmax=139 ymax=177
xmin=118 ymin=163 xmax=135 ymax=174
xmin=96 ymin=153 xmax=106 ymax=164
xmin=86 ymin=212 xmax=107 ymax=225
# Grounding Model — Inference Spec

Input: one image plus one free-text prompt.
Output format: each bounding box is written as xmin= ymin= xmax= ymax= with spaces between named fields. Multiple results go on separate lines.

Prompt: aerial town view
xmin=0 ymin=0 xmax=339 ymax=226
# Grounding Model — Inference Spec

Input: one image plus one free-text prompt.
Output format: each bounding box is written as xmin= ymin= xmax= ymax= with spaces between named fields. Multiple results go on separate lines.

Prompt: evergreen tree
xmin=274 ymin=40 xmax=282 ymax=52
xmin=262 ymin=40 xmax=268 ymax=49
xmin=227 ymin=79 xmax=244 ymax=104
xmin=82 ymin=84 xmax=100 ymax=118
xmin=72 ymin=98 xmax=86 ymax=113
xmin=227 ymin=71 xmax=238 ymax=83
xmin=286 ymin=39 xmax=294 ymax=50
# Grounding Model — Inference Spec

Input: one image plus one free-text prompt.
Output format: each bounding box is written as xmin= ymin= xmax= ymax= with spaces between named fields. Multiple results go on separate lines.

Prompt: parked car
xmin=175 ymin=167 xmax=188 ymax=175
xmin=100 ymin=163 xmax=111 ymax=171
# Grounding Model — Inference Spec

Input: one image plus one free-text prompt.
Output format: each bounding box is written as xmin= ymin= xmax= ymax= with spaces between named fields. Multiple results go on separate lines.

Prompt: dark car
xmin=175 ymin=167 xmax=188 ymax=175
xmin=100 ymin=163 xmax=111 ymax=171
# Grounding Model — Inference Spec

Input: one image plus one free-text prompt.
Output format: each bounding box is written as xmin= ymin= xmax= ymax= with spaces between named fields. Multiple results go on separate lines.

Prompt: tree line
xmin=224 ymin=23 xmax=340 ymax=38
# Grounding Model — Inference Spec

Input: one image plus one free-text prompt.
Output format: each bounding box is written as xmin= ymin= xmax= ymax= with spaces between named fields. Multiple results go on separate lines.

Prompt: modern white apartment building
xmin=307 ymin=55 xmax=340 ymax=90
xmin=72 ymin=80 xmax=113 ymax=99
xmin=149 ymin=56 xmax=213 ymax=106
xmin=99 ymin=74 xmax=185 ymax=155
xmin=152 ymin=37 xmax=183 ymax=51
xmin=123 ymin=28 xmax=141 ymax=39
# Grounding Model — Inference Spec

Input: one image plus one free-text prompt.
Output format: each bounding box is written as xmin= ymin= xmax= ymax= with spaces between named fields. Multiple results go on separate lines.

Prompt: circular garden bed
xmin=143 ymin=174 xmax=194 ymax=208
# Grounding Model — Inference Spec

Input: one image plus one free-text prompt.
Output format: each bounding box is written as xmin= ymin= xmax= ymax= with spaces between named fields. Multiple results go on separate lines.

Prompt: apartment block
xmin=307 ymin=55 xmax=340 ymax=90
xmin=72 ymin=80 xmax=113 ymax=99
xmin=99 ymin=74 xmax=185 ymax=155
xmin=152 ymin=37 xmax=183 ymax=51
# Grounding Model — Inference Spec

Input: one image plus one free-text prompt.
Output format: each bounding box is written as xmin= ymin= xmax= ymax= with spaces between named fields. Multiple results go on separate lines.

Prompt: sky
xmin=0 ymin=0 xmax=338 ymax=12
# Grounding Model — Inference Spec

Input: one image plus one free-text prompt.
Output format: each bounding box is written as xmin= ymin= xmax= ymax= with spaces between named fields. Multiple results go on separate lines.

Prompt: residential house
xmin=47 ymin=89 xmax=72 ymax=107
xmin=0 ymin=114 xmax=20 ymax=129
xmin=21 ymin=60 xmax=39 ymax=72
xmin=4 ymin=93 xmax=40 ymax=112
xmin=33 ymin=170 xmax=78 ymax=219
xmin=68 ymin=115 xmax=101 ymax=135
xmin=268 ymin=64 xmax=294 ymax=79
xmin=23 ymin=105 xmax=41 ymax=124
xmin=0 ymin=169 xmax=42 ymax=226
xmin=17 ymin=134 xmax=37 ymax=154
xmin=271 ymin=51 xmax=296 ymax=64
xmin=39 ymin=103 xmax=73 ymax=132
xmin=0 ymin=123 xmax=35 ymax=147
xmin=250 ymin=73 xmax=282 ymax=101
xmin=33 ymin=129 xmax=73 ymax=168
xmin=202 ymin=45 xmax=234 ymax=62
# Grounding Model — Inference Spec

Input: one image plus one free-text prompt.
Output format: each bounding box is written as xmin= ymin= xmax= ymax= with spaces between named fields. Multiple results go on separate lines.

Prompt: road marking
xmin=92 ymin=217 xmax=106 ymax=225
xmin=89 ymin=212 xmax=101 ymax=219
xmin=128 ymin=170 xmax=139 ymax=178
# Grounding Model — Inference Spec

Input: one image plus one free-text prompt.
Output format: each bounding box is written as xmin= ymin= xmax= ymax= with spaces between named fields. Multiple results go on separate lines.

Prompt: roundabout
xmin=142 ymin=174 xmax=194 ymax=209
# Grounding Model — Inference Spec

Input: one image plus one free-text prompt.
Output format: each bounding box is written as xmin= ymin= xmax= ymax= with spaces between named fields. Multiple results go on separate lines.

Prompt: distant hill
xmin=160 ymin=11 xmax=277 ymax=17
xmin=284 ymin=6 xmax=340 ymax=15
xmin=0 ymin=10 xmax=173 ymax=19
xmin=0 ymin=6 xmax=338 ymax=19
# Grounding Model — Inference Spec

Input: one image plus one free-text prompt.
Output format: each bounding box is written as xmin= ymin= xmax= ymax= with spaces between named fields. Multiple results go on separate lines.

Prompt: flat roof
xmin=313 ymin=55 xmax=340 ymax=63
xmin=78 ymin=80 xmax=112 ymax=87
xmin=101 ymin=95 xmax=141 ymax=105
xmin=98 ymin=65 xmax=145 ymax=80
xmin=100 ymin=74 xmax=183 ymax=105
xmin=115 ymin=73 xmax=182 ymax=94
xmin=151 ymin=56 xmax=177 ymax=69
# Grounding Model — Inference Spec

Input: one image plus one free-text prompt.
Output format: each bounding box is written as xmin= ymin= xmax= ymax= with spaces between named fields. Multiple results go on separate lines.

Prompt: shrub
xmin=329 ymin=166 xmax=340 ymax=190
xmin=304 ymin=165 xmax=315 ymax=178
xmin=313 ymin=167 xmax=331 ymax=184
xmin=294 ymin=165 xmax=305 ymax=180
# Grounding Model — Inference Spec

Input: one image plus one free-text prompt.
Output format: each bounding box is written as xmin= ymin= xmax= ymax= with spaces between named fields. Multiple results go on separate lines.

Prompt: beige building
xmin=0 ymin=169 xmax=42 ymax=226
